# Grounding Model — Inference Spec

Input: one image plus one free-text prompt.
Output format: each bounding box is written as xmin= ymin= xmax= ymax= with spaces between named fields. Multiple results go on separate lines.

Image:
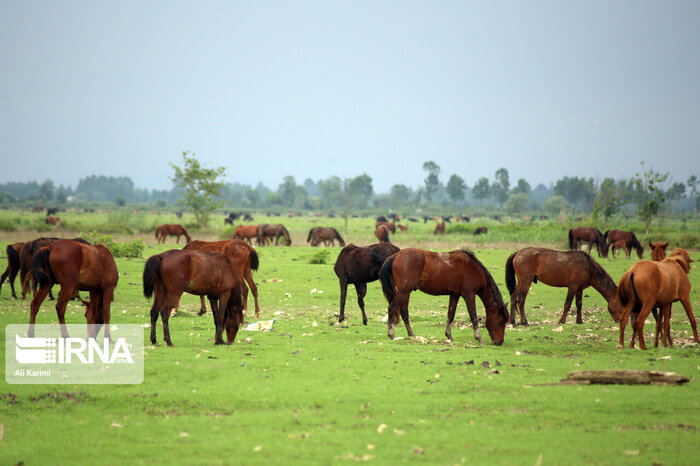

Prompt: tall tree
xmin=512 ymin=178 xmax=531 ymax=195
xmin=317 ymin=176 xmax=344 ymax=209
xmin=169 ymin=150 xmax=227 ymax=227
xmin=553 ymin=176 xmax=596 ymax=212
xmin=472 ymin=177 xmax=490 ymax=203
xmin=348 ymin=173 xmax=374 ymax=208
xmin=422 ymin=161 xmax=441 ymax=203
xmin=277 ymin=176 xmax=298 ymax=207
xmin=491 ymin=168 xmax=510 ymax=206
xmin=39 ymin=179 xmax=55 ymax=202
xmin=632 ymin=162 xmax=668 ymax=234
xmin=688 ymin=175 xmax=700 ymax=212
xmin=446 ymin=174 xmax=466 ymax=204
xmin=389 ymin=184 xmax=411 ymax=206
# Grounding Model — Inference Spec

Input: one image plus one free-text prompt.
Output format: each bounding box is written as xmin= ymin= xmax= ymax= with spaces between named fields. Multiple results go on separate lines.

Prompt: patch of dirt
xmin=29 ymin=391 xmax=89 ymax=403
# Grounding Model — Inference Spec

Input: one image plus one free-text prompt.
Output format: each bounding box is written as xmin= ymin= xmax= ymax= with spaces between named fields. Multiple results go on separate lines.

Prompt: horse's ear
xmin=648 ymin=241 xmax=654 ymax=249
xmin=662 ymin=242 xmax=669 ymax=248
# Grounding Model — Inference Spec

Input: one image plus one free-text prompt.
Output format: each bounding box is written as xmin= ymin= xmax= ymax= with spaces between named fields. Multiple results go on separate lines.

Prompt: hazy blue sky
xmin=1 ymin=1 xmax=699 ymax=193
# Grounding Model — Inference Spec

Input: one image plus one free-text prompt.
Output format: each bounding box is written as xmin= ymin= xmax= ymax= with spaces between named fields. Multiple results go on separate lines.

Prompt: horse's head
xmin=649 ymin=241 xmax=669 ymax=261
xmin=485 ymin=302 xmax=508 ymax=346
xmin=668 ymin=248 xmax=693 ymax=273
xmin=607 ymin=294 xmax=623 ymax=322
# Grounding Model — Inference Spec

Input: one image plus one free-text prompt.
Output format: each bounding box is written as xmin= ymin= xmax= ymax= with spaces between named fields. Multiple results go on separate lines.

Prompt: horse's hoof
xmin=362 ymin=320 xmax=368 ymax=326
xmin=166 ymin=342 xmax=174 ymax=347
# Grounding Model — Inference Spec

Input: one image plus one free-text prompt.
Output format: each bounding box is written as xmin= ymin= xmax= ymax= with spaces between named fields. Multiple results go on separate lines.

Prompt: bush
xmin=307 ymin=249 xmax=331 ymax=265
xmin=0 ymin=217 xmax=17 ymax=232
xmin=78 ymin=231 xmax=144 ymax=258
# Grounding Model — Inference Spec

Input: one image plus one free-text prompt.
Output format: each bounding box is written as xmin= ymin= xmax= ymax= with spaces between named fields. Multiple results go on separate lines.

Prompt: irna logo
xmin=15 ymin=334 xmax=134 ymax=365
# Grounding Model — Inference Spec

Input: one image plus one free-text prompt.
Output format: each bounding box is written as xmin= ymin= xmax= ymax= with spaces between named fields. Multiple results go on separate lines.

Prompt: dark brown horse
xmin=569 ymin=227 xmax=608 ymax=258
xmin=183 ymin=239 xmax=260 ymax=318
xmin=20 ymin=237 xmax=87 ymax=300
xmin=308 ymin=227 xmax=345 ymax=247
xmin=604 ymin=229 xmax=643 ymax=259
xmin=257 ymin=224 xmax=291 ymax=246
xmin=143 ymin=249 xmax=244 ymax=346
xmin=375 ymin=221 xmax=396 ymax=234
xmin=334 ymin=243 xmax=400 ymax=325
xmin=29 ymin=239 xmax=118 ymax=339
xmin=506 ymin=247 xmax=622 ymax=325
xmin=155 ymin=224 xmax=192 ymax=244
xmin=233 ymin=224 xmax=259 ymax=244
xmin=617 ymin=248 xmax=698 ymax=350
xmin=0 ymin=242 xmax=24 ymax=298
xmin=380 ymin=248 xmax=508 ymax=344
xmin=473 ymin=226 xmax=488 ymax=235
xmin=375 ymin=224 xmax=391 ymax=243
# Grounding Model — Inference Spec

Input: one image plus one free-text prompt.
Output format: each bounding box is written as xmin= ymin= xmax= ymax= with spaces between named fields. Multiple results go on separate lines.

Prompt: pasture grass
xmin=0 ymin=216 xmax=699 ymax=464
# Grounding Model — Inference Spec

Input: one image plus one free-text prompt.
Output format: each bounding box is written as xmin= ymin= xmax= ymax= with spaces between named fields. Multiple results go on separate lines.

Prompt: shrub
xmin=307 ymin=249 xmax=331 ymax=265
xmin=78 ymin=231 xmax=144 ymax=258
xmin=0 ymin=217 xmax=17 ymax=232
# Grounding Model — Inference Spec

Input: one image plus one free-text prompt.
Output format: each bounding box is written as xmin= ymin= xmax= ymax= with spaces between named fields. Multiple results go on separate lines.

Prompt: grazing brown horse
xmin=649 ymin=241 xmax=668 ymax=261
xmin=505 ymin=248 xmax=623 ymax=326
xmin=375 ymin=221 xmax=396 ymax=234
xmin=308 ymin=227 xmax=345 ymax=247
xmin=19 ymin=237 xmax=87 ymax=300
xmin=45 ymin=216 xmax=60 ymax=225
xmin=155 ymin=224 xmax=192 ymax=244
xmin=29 ymin=239 xmax=118 ymax=339
xmin=569 ymin=227 xmax=608 ymax=258
xmin=334 ymin=243 xmax=400 ymax=325
xmin=233 ymin=224 xmax=259 ymax=244
xmin=396 ymin=224 xmax=408 ymax=232
xmin=473 ymin=226 xmax=488 ymax=235
xmin=257 ymin=224 xmax=291 ymax=246
xmin=434 ymin=222 xmax=445 ymax=234
xmin=183 ymin=239 xmax=260 ymax=318
xmin=611 ymin=240 xmax=628 ymax=259
xmin=604 ymin=229 xmax=643 ymax=259
xmin=380 ymin=248 xmax=508 ymax=344
xmin=375 ymin=224 xmax=391 ymax=243
xmin=143 ymin=249 xmax=244 ymax=346
xmin=617 ymin=248 xmax=698 ymax=350
xmin=0 ymin=242 xmax=24 ymax=298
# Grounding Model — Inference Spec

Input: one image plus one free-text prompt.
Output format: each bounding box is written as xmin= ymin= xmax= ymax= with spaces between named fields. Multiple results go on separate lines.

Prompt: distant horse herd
xmin=1 ymin=216 xmax=697 ymax=351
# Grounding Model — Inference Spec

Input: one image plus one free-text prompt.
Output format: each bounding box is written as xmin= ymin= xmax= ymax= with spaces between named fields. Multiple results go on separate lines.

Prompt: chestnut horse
xmin=375 ymin=221 xmax=396 ymax=234
xmin=45 ymin=216 xmax=60 ymax=225
xmin=380 ymin=248 xmax=508 ymax=344
xmin=649 ymin=241 xmax=668 ymax=261
xmin=257 ymin=224 xmax=291 ymax=246
xmin=617 ymin=248 xmax=698 ymax=350
xmin=233 ymin=224 xmax=259 ymax=244
xmin=610 ymin=240 xmax=627 ymax=259
xmin=20 ymin=237 xmax=88 ymax=300
xmin=308 ymin=227 xmax=345 ymax=247
xmin=184 ymin=239 xmax=260 ymax=318
xmin=29 ymin=239 xmax=118 ymax=339
xmin=434 ymin=222 xmax=445 ymax=234
xmin=334 ymin=243 xmax=400 ymax=325
xmin=155 ymin=224 xmax=191 ymax=244
xmin=0 ymin=242 xmax=24 ymax=298
xmin=649 ymin=241 xmax=669 ymax=346
xmin=143 ymin=249 xmax=244 ymax=346
xmin=604 ymin=229 xmax=643 ymax=259
xmin=506 ymin=248 xmax=622 ymax=326
xmin=568 ymin=227 xmax=608 ymax=258
xmin=375 ymin=224 xmax=391 ymax=243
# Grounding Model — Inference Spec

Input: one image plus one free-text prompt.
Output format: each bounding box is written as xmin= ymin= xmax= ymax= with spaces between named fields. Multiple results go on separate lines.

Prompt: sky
xmin=1 ymin=1 xmax=699 ymax=194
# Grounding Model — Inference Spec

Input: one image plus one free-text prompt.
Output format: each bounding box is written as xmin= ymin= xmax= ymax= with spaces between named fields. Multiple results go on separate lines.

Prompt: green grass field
xmin=1 ymin=212 xmax=699 ymax=464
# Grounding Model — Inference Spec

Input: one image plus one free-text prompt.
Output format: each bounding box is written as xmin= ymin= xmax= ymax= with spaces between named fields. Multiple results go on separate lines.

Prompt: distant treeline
xmin=1 ymin=166 xmax=697 ymax=215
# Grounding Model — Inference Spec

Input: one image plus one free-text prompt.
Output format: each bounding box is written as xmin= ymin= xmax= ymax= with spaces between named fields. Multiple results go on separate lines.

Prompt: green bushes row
xmin=78 ymin=231 xmax=144 ymax=258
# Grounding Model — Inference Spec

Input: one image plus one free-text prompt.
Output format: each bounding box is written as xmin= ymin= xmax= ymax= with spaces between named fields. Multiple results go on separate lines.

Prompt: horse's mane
xmin=584 ymin=254 xmax=616 ymax=295
xmin=668 ymin=248 xmax=692 ymax=273
xmin=330 ymin=227 xmax=344 ymax=243
xmin=457 ymin=248 xmax=508 ymax=320
xmin=629 ymin=232 xmax=642 ymax=251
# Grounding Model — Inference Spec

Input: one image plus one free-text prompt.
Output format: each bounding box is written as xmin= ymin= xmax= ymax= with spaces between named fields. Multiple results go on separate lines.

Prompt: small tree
xmin=688 ymin=175 xmax=700 ymax=212
xmin=505 ymin=193 xmax=531 ymax=214
xmin=169 ymin=150 xmax=227 ymax=227
xmin=472 ymin=177 xmax=490 ymax=204
xmin=446 ymin=174 xmax=466 ymax=205
xmin=592 ymin=178 xmax=628 ymax=223
xmin=491 ymin=168 xmax=510 ymax=206
xmin=633 ymin=162 xmax=668 ymax=234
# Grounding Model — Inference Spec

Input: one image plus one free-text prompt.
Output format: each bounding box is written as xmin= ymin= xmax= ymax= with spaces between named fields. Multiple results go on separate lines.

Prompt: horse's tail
xmin=603 ymin=230 xmax=610 ymax=242
xmin=31 ymin=247 xmax=55 ymax=292
xmin=281 ymin=225 xmax=291 ymax=245
xmin=505 ymin=252 xmax=517 ymax=296
xmin=306 ymin=228 xmax=314 ymax=243
xmin=142 ymin=254 xmax=162 ymax=299
xmin=568 ymin=229 xmax=574 ymax=250
xmin=617 ymin=272 xmax=638 ymax=310
xmin=249 ymin=248 xmax=259 ymax=272
xmin=379 ymin=254 xmax=397 ymax=304
xmin=332 ymin=228 xmax=345 ymax=246
xmin=155 ymin=226 xmax=161 ymax=239
xmin=6 ymin=244 xmax=21 ymax=272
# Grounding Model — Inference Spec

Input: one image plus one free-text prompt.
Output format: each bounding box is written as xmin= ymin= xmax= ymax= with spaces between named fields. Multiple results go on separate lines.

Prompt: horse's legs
xmin=244 ymin=267 xmax=260 ymax=319
xmin=445 ymin=294 xmax=459 ymax=341
xmin=652 ymin=307 xmax=662 ymax=347
xmin=678 ymin=296 xmax=699 ymax=344
xmin=574 ymin=291 xmax=583 ymax=324
xmin=101 ymin=288 xmax=114 ymax=341
xmin=208 ymin=295 xmax=226 ymax=345
xmin=28 ymin=285 xmax=51 ymax=337
xmin=225 ymin=288 xmax=244 ymax=344
xmin=338 ymin=278 xmax=348 ymax=323
xmin=162 ymin=292 xmax=182 ymax=347
xmin=661 ymin=304 xmax=673 ymax=347
xmin=149 ymin=296 xmax=161 ymax=345
xmin=516 ymin=282 xmax=531 ymax=326
xmin=355 ymin=282 xmax=368 ymax=325
xmin=399 ymin=298 xmax=414 ymax=337
xmin=559 ymin=289 xmax=576 ymax=324
xmin=463 ymin=294 xmax=483 ymax=344
xmin=387 ymin=289 xmax=410 ymax=339
xmin=633 ymin=303 xmax=654 ymax=350
xmin=617 ymin=302 xmax=635 ymax=349
xmin=198 ymin=296 xmax=207 ymax=316
xmin=54 ymin=285 xmax=75 ymax=338
xmin=509 ymin=279 xmax=530 ymax=326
